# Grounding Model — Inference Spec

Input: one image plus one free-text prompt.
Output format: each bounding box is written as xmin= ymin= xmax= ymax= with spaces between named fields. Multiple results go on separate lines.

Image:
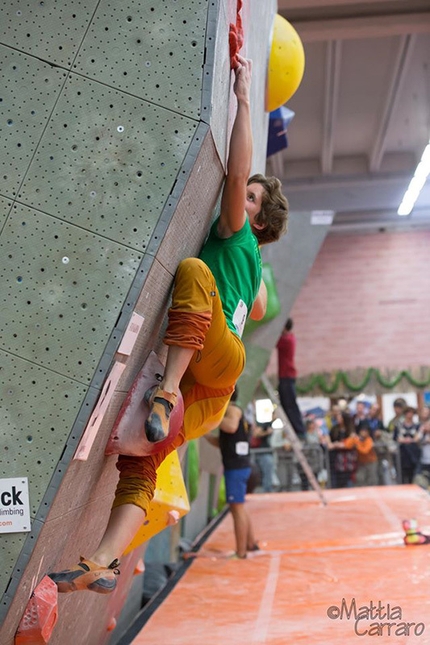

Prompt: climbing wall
xmin=0 ymin=1 xmax=276 ymax=644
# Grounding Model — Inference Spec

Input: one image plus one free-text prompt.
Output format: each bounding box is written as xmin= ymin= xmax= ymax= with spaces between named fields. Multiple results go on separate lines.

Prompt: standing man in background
xmin=276 ymin=318 xmax=306 ymax=440
xmin=205 ymin=388 xmax=259 ymax=558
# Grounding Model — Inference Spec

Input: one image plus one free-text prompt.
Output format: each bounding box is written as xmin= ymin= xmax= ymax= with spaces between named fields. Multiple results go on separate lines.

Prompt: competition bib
xmin=233 ymin=299 xmax=248 ymax=337
xmin=235 ymin=441 xmax=249 ymax=456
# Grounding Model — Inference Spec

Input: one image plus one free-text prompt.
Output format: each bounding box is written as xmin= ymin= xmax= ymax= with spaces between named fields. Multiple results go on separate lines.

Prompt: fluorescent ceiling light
xmin=397 ymin=140 xmax=430 ymax=216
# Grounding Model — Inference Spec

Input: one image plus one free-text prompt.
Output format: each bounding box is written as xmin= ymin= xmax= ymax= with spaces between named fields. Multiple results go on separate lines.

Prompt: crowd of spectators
xmin=250 ymin=397 xmax=430 ymax=492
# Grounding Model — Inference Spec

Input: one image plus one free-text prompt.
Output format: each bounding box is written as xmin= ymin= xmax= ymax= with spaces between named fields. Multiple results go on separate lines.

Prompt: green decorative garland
xmin=296 ymin=367 xmax=430 ymax=396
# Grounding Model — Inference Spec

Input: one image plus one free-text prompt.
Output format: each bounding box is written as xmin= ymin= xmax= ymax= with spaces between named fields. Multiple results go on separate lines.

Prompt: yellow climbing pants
xmin=113 ymin=258 xmax=246 ymax=513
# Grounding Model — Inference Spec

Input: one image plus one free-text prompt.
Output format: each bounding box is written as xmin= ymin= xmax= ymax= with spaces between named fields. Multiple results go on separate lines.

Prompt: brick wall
xmin=287 ymin=230 xmax=430 ymax=377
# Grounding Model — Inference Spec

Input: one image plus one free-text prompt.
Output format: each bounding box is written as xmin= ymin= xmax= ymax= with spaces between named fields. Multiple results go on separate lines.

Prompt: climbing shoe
xmin=48 ymin=557 xmax=120 ymax=594
xmin=144 ymin=385 xmax=177 ymax=442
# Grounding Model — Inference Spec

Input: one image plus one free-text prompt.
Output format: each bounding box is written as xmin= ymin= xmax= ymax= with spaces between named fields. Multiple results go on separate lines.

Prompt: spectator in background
xmin=297 ymin=418 xmax=325 ymax=490
xmin=373 ymin=426 xmax=397 ymax=485
xmin=205 ymin=388 xmax=258 ymax=558
xmin=394 ymin=406 xmax=421 ymax=484
xmin=329 ymin=410 xmax=357 ymax=488
xmin=324 ymin=403 xmax=341 ymax=434
xmin=366 ymin=402 xmax=394 ymax=484
xmin=387 ymin=398 xmax=407 ymax=434
xmin=419 ymin=405 xmax=430 ymax=425
xmin=337 ymin=398 xmax=350 ymax=413
xmin=367 ymin=402 xmax=385 ymax=438
xmin=353 ymin=400 xmax=369 ymax=429
xmin=252 ymin=421 xmax=275 ymax=492
xmin=414 ymin=417 xmax=430 ymax=491
xmin=342 ymin=421 xmax=378 ymax=486
xmin=276 ymin=318 xmax=306 ymax=440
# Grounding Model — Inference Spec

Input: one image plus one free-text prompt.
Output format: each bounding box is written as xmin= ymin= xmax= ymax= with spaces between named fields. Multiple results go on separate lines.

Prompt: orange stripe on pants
xmin=114 ymin=258 xmax=246 ymax=513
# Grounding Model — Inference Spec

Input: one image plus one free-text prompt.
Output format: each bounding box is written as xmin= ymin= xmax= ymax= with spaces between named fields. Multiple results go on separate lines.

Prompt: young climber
xmin=49 ymin=55 xmax=288 ymax=593
xmin=205 ymin=388 xmax=259 ymax=559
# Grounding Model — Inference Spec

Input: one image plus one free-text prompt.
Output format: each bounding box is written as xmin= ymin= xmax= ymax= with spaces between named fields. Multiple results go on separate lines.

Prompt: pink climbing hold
xmin=105 ymin=351 xmax=184 ymax=457
xmin=167 ymin=510 xmax=181 ymax=526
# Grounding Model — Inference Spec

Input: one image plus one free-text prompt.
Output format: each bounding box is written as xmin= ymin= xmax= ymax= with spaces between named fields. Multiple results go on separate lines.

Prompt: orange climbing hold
xmin=15 ymin=576 xmax=58 ymax=645
xmin=107 ymin=617 xmax=117 ymax=632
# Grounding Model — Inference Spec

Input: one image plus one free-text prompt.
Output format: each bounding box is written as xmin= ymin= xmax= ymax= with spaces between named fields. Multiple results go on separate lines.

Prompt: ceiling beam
xmin=321 ymin=40 xmax=342 ymax=174
xmin=369 ymin=34 xmax=417 ymax=172
xmin=284 ymin=171 xmax=413 ymax=192
xmin=278 ymin=151 xmax=416 ymax=181
xmin=330 ymin=208 xmax=430 ymax=233
xmin=330 ymin=221 xmax=430 ymax=234
xmin=333 ymin=207 xmax=430 ymax=222
xmin=287 ymin=12 xmax=430 ymax=42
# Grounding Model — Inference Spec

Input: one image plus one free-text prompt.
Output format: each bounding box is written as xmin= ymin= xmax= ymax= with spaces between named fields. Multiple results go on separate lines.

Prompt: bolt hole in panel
xmin=0 ymin=204 xmax=142 ymax=382
xmin=74 ymin=0 xmax=208 ymax=118
xmin=18 ymin=74 xmax=198 ymax=251
xmin=0 ymin=0 xmax=100 ymax=67
xmin=0 ymin=46 xmax=66 ymax=199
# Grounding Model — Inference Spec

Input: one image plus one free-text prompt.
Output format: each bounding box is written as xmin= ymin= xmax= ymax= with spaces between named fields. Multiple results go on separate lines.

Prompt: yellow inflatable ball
xmin=266 ymin=14 xmax=305 ymax=112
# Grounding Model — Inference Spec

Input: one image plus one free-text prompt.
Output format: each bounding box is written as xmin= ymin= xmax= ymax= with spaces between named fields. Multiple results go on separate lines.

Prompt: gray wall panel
xmin=0 ymin=205 xmax=142 ymax=381
xmin=0 ymin=1 xmax=99 ymax=67
xmin=0 ymin=46 xmax=66 ymax=199
xmin=74 ymin=0 xmax=208 ymax=118
xmin=18 ymin=75 xmax=198 ymax=250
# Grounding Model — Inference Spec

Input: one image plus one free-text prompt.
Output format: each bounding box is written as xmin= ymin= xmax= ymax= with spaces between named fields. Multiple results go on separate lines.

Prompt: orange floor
xmin=132 ymin=485 xmax=430 ymax=645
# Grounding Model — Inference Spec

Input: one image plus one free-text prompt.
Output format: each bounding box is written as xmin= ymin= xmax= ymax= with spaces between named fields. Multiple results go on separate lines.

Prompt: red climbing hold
xmin=15 ymin=576 xmax=58 ymax=645
xmin=229 ymin=0 xmax=244 ymax=69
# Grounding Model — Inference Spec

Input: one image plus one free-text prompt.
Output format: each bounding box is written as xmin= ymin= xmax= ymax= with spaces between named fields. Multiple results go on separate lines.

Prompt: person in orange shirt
xmin=342 ymin=421 xmax=378 ymax=487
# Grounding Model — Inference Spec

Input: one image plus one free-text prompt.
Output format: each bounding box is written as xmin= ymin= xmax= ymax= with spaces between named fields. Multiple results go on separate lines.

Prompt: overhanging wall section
xmin=0 ymin=2 xmax=280 ymax=641
xmin=0 ymin=0 xmax=210 ymax=626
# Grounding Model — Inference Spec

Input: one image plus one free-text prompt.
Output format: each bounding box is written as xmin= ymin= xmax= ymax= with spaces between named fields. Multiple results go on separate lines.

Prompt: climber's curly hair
xmin=247 ymin=174 xmax=288 ymax=245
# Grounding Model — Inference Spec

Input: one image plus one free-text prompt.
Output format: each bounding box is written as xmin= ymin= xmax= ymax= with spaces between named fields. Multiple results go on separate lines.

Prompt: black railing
xmin=250 ymin=444 xmax=403 ymax=491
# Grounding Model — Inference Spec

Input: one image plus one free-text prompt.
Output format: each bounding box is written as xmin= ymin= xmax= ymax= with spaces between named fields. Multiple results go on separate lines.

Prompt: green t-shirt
xmin=199 ymin=217 xmax=262 ymax=337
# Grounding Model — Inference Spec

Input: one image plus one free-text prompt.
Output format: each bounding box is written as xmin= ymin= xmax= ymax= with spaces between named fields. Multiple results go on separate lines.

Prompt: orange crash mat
xmin=132 ymin=486 xmax=430 ymax=645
